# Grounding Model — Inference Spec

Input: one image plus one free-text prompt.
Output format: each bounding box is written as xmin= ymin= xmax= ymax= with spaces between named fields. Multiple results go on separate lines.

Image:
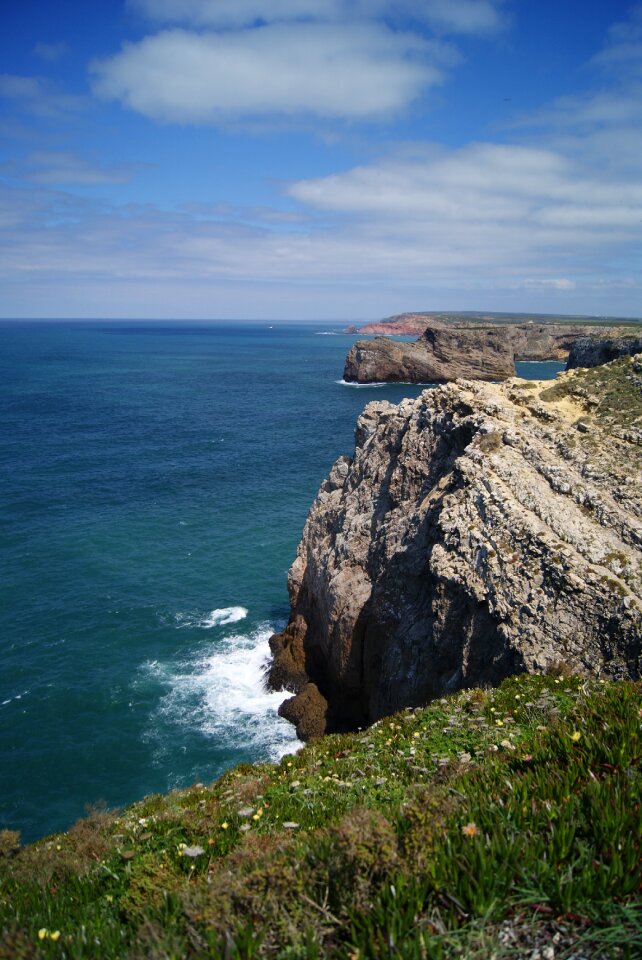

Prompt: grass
xmin=1 ymin=674 xmax=640 ymax=958
xmin=540 ymin=354 xmax=642 ymax=437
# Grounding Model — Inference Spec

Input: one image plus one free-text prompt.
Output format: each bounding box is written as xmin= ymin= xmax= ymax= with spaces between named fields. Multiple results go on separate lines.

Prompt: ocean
xmin=0 ymin=321 xmax=564 ymax=843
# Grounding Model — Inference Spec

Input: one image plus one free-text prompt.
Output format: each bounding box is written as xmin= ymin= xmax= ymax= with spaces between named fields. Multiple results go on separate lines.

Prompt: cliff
xmin=270 ymin=355 xmax=642 ymax=739
xmin=567 ymin=335 xmax=642 ymax=369
xmin=343 ymin=326 xmax=516 ymax=384
xmin=343 ymin=323 xmax=636 ymax=384
xmin=347 ymin=312 xmax=633 ymax=349
xmin=345 ymin=315 xmax=436 ymax=336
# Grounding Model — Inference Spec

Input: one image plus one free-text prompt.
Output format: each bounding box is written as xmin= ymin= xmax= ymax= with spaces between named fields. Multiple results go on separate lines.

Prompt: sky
xmin=1 ymin=0 xmax=641 ymax=320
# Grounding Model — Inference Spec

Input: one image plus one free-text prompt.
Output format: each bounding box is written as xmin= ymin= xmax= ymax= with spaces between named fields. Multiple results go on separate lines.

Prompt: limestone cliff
xmin=269 ymin=356 xmax=642 ymax=739
xmin=343 ymin=322 xmax=636 ymax=384
xmin=343 ymin=327 xmax=516 ymax=384
xmin=566 ymin=335 xmax=642 ymax=369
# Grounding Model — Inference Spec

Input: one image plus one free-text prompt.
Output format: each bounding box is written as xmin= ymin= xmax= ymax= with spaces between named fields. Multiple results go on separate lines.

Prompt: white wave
xmin=202 ymin=606 xmax=248 ymax=628
xmin=336 ymin=379 xmax=436 ymax=388
xmin=175 ymin=606 xmax=248 ymax=630
xmin=142 ymin=624 xmax=301 ymax=761
xmin=0 ymin=690 xmax=30 ymax=709
xmin=335 ymin=379 xmax=387 ymax=388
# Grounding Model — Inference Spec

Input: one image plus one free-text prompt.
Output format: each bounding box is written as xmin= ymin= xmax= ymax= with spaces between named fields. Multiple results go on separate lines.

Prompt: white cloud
xmin=33 ymin=42 xmax=69 ymax=63
xmin=288 ymin=142 xmax=642 ymax=235
xmin=22 ymin=151 xmax=140 ymax=185
xmin=3 ymin=4 xmax=640 ymax=319
xmin=591 ymin=5 xmax=642 ymax=75
xmin=519 ymin=278 xmax=576 ymax=291
xmin=130 ymin=0 xmax=345 ymax=27
xmin=130 ymin=0 xmax=505 ymax=34
xmin=92 ymin=23 xmax=445 ymax=122
xmin=0 ymin=74 xmax=87 ymax=119
xmin=418 ymin=0 xmax=503 ymax=35
xmin=1 ymin=172 xmax=640 ymax=319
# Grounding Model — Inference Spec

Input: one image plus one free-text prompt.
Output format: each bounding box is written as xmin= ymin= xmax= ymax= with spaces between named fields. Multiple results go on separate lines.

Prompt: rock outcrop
xmin=269 ymin=356 xmax=642 ymax=739
xmin=345 ymin=315 xmax=436 ymax=336
xmin=343 ymin=323 xmax=638 ymax=384
xmin=346 ymin=313 xmax=634 ymax=350
xmin=344 ymin=327 xmax=516 ymax=384
xmin=566 ymin=336 xmax=642 ymax=370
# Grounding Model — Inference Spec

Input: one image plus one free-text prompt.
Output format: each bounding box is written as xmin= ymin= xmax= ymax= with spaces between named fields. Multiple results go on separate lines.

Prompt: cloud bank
xmin=2 ymin=3 xmax=641 ymax=318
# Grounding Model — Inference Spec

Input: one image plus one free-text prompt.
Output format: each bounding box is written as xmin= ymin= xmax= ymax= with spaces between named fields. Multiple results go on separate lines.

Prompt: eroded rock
xmin=566 ymin=336 xmax=642 ymax=370
xmin=270 ymin=358 xmax=642 ymax=738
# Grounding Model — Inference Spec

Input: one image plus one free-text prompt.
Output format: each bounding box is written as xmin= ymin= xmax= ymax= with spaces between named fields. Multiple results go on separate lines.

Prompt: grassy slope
xmin=540 ymin=354 xmax=642 ymax=438
xmin=1 ymin=674 xmax=640 ymax=959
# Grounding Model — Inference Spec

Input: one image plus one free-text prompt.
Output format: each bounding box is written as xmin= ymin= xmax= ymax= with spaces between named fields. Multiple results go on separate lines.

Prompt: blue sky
xmin=1 ymin=0 xmax=641 ymax=320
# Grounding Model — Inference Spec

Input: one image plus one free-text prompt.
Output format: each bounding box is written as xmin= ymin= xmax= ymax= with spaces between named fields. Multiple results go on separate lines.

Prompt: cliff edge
xmin=343 ymin=322 xmax=638 ymax=384
xmin=269 ymin=355 xmax=642 ymax=738
xmin=343 ymin=326 xmax=516 ymax=384
xmin=566 ymin=335 xmax=642 ymax=369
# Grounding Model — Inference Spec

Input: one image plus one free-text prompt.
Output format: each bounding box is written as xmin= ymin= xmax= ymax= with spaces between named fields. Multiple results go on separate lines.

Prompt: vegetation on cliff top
xmin=541 ymin=354 xmax=642 ymax=438
xmin=1 ymin=674 xmax=640 ymax=959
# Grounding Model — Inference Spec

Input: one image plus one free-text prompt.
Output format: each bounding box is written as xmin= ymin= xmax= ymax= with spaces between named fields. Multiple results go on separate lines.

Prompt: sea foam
xmin=336 ymin=379 xmax=435 ymax=387
xmin=175 ymin=606 xmax=248 ymax=630
xmin=142 ymin=622 xmax=300 ymax=762
xmin=201 ymin=606 xmax=248 ymax=628
xmin=335 ymin=379 xmax=387 ymax=388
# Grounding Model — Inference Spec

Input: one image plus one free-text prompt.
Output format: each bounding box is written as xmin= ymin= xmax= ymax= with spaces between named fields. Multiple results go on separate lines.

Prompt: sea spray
xmin=142 ymin=621 xmax=300 ymax=763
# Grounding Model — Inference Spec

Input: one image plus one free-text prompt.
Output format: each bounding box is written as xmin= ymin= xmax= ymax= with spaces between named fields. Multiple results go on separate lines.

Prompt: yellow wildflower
xmin=461 ymin=823 xmax=480 ymax=838
xmin=570 ymin=731 xmax=581 ymax=742
xmin=221 ymin=822 xmax=229 ymax=830
xmin=38 ymin=929 xmax=48 ymax=940
xmin=50 ymin=932 xmax=61 ymax=942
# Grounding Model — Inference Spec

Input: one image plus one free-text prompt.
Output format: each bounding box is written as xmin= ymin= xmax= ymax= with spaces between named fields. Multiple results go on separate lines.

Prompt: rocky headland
xmin=566 ymin=334 xmax=642 ymax=369
xmin=270 ymin=355 xmax=642 ymax=739
xmin=343 ymin=321 xmax=637 ymax=384
xmin=346 ymin=311 xmax=634 ymax=342
xmin=343 ymin=326 xmax=515 ymax=385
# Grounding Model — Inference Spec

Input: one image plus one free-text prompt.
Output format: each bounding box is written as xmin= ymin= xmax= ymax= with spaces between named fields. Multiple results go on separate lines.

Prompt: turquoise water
xmin=0 ymin=321 xmax=564 ymax=842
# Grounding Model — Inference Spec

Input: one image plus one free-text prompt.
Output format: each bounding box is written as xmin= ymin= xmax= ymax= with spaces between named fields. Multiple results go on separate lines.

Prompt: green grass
xmin=1 ymin=674 xmax=640 ymax=958
xmin=540 ymin=355 xmax=642 ymax=437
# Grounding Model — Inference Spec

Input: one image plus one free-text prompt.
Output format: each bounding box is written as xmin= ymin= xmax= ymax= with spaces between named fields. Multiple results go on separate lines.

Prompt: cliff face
xmin=269 ymin=356 xmax=642 ymax=739
xmin=343 ymin=323 xmax=635 ymax=384
xmin=343 ymin=327 xmax=516 ymax=384
xmin=567 ymin=336 xmax=642 ymax=369
xmin=346 ymin=316 xmax=436 ymax=336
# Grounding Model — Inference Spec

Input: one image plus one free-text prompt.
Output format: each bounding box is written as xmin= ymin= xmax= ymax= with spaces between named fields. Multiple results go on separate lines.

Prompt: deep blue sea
xmin=0 ymin=321 xmax=564 ymax=842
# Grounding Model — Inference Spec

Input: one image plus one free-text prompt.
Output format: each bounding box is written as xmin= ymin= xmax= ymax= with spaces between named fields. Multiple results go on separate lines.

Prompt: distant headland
xmin=342 ymin=312 xmax=642 ymax=384
xmin=344 ymin=310 xmax=642 ymax=337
